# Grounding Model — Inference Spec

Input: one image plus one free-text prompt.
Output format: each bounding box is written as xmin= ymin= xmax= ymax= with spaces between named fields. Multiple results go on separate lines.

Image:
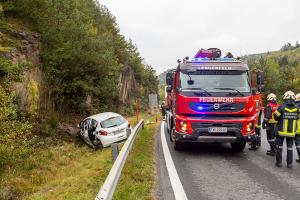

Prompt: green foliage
xmin=0 ymin=86 xmax=32 ymax=173
xmin=246 ymin=47 xmax=300 ymax=102
xmin=7 ymin=0 xmax=158 ymax=113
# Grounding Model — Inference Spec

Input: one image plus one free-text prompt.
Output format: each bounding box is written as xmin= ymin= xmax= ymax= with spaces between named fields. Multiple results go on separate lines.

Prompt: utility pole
xmin=136 ymin=97 xmax=139 ymax=124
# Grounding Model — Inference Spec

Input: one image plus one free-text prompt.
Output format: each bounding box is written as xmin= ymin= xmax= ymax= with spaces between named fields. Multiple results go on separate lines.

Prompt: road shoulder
xmin=154 ymin=122 xmax=175 ymax=200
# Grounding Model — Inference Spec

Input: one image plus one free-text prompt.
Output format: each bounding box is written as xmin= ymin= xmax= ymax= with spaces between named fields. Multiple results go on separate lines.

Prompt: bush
xmin=0 ymin=86 xmax=32 ymax=173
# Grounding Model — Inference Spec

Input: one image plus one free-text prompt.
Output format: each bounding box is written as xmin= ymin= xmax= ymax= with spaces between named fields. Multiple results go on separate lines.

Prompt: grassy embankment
xmin=1 ymin=112 xmax=159 ymax=200
xmin=113 ymin=114 xmax=159 ymax=200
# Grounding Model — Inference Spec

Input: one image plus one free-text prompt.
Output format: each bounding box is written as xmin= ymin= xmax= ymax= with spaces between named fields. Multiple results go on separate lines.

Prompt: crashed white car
xmin=78 ymin=112 xmax=131 ymax=149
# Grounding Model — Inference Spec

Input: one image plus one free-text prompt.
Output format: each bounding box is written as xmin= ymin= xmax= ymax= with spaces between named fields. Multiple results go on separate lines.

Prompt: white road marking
xmin=160 ymin=122 xmax=188 ymax=200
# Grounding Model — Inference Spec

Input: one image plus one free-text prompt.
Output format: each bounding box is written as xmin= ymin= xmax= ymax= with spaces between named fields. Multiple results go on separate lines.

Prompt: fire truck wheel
xmin=231 ymin=142 xmax=246 ymax=152
xmin=170 ymin=128 xmax=175 ymax=142
xmin=174 ymin=141 xmax=183 ymax=151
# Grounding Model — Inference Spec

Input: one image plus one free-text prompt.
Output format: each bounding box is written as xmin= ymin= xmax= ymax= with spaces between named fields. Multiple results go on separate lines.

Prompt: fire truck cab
xmin=165 ymin=49 xmax=264 ymax=151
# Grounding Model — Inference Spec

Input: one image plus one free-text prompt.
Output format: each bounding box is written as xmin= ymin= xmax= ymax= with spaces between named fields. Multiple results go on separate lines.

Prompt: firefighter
xmin=161 ymin=101 xmax=166 ymax=118
xmin=262 ymin=93 xmax=279 ymax=156
xmin=295 ymin=93 xmax=300 ymax=163
xmin=274 ymin=91 xmax=299 ymax=168
xmin=249 ymin=112 xmax=262 ymax=151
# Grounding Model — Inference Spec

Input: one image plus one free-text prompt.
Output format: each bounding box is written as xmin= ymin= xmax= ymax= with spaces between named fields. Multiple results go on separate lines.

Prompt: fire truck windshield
xmin=180 ymin=70 xmax=251 ymax=94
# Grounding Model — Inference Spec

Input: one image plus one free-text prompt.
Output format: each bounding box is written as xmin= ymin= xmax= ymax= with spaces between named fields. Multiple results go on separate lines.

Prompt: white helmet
xmin=295 ymin=93 xmax=300 ymax=102
xmin=267 ymin=93 xmax=276 ymax=101
xmin=283 ymin=91 xmax=296 ymax=100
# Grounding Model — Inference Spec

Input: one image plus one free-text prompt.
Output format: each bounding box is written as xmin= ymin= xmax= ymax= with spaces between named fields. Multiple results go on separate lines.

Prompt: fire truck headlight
xmin=246 ymin=122 xmax=254 ymax=132
xmin=179 ymin=120 xmax=188 ymax=132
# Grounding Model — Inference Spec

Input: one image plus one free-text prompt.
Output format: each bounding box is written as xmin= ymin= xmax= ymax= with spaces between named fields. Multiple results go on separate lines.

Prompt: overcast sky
xmin=99 ymin=0 xmax=300 ymax=74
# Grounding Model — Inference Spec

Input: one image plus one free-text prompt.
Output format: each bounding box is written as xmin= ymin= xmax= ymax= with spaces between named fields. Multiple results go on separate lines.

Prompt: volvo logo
xmin=213 ymin=103 xmax=220 ymax=110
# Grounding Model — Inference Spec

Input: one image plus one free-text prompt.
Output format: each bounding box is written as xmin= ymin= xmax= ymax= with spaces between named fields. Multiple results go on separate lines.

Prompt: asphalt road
xmin=155 ymin=122 xmax=300 ymax=200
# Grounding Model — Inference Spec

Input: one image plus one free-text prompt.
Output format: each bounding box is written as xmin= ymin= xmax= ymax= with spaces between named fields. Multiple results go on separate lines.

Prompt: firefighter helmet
xmin=267 ymin=93 xmax=276 ymax=101
xmin=295 ymin=93 xmax=300 ymax=102
xmin=283 ymin=91 xmax=296 ymax=100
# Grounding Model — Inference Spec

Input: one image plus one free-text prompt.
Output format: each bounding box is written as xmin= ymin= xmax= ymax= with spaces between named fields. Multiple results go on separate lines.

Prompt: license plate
xmin=114 ymin=129 xmax=125 ymax=135
xmin=208 ymin=127 xmax=227 ymax=133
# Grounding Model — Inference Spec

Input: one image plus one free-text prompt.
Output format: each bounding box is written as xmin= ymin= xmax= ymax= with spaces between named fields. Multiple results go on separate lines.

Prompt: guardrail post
xmin=111 ymin=143 xmax=119 ymax=164
xmin=126 ymin=128 xmax=131 ymax=138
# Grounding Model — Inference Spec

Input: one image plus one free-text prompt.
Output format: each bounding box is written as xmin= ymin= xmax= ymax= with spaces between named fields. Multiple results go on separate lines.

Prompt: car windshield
xmin=180 ymin=70 xmax=251 ymax=93
xmin=100 ymin=116 xmax=126 ymax=128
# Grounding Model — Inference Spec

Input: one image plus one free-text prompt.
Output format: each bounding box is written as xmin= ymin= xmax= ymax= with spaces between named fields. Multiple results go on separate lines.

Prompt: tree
xmin=296 ymin=40 xmax=300 ymax=48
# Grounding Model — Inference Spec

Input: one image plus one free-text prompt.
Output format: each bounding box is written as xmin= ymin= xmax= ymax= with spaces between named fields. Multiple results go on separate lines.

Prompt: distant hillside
xmin=243 ymin=44 xmax=300 ymax=100
xmin=243 ymin=48 xmax=300 ymax=62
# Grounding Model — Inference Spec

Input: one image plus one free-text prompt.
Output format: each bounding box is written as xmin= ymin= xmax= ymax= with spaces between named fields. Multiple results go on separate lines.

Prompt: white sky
xmin=99 ymin=0 xmax=300 ymax=74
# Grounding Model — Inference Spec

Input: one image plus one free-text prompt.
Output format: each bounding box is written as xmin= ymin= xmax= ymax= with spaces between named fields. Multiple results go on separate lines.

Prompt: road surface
xmin=155 ymin=122 xmax=300 ymax=200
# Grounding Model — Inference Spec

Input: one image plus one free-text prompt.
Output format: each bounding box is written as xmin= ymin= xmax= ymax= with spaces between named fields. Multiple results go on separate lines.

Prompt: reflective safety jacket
xmin=264 ymin=102 xmax=279 ymax=124
xmin=274 ymin=103 xmax=299 ymax=137
xmin=296 ymin=102 xmax=300 ymax=135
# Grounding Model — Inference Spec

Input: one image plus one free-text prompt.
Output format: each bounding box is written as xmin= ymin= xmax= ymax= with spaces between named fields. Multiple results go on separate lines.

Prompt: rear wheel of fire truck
xmin=174 ymin=141 xmax=183 ymax=151
xmin=170 ymin=126 xmax=175 ymax=142
xmin=231 ymin=142 xmax=246 ymax=152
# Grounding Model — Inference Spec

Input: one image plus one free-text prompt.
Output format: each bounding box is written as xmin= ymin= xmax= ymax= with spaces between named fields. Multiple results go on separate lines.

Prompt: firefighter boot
xmin=275 ymin=162 xmax=282 ymax=168
xmin=248 ymin=143 xmax=258 ymax=151
xmin=248 ymin=138 xmax=258 ymax=151
xmin=266 ymin=149 xmax=276 ymax=156
xmin=266 ymin=143 xmax=276 ymax=156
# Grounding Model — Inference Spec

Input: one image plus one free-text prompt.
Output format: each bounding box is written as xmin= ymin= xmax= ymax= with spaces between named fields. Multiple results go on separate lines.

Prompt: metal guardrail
xmin=95 ymin=119 xmax=144 ymax=200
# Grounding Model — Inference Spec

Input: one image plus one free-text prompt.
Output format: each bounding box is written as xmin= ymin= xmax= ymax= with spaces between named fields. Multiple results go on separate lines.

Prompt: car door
xmin=82 ymin=118 xmax=93 ymax=145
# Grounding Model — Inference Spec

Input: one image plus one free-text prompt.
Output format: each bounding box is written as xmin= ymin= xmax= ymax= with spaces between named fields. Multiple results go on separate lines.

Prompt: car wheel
xmin=92 ymin=138 xmax=103 ymax=150
xmin=231 ymin=142 xmax=246 ymax=152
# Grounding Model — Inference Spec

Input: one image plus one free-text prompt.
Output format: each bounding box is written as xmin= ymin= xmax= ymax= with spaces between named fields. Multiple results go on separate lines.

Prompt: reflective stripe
xmin=284 ymin=108 xmax=298 ymax=112
xmin=297 ymin=120 xmax=300 ymax=133
xmin=274 ymin=110 xmax=281 ymax=117
xmin=296 ymin=146 xmax=300 ymax=148
xmin=278 ymin=119 xmax=296 ymax=137
xmin=255 ymin=124 xmax=261 ymax=128
xmin=268 ymin=139 xmax=275 ymax=142
xmin=278 ymin=131 xmax=295 ymax=137
xmin=278 ymin=146 xmax=283 ymax=149
xmin=287 ymin=148 xmax=293 ymax=151
xmin=284 ymin=119 xmax=288 ymax=133
xmin=269 ymin=113 xmax=278 ymax=124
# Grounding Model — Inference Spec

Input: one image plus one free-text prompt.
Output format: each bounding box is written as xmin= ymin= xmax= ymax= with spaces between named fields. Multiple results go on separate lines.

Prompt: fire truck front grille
xmin=188 ymin=102 xmax=244 ymax=112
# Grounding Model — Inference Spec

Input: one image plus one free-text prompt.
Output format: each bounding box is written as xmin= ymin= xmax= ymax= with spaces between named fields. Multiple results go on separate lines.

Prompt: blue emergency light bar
xmin=191 ymin=57 xmax=237 ymax=62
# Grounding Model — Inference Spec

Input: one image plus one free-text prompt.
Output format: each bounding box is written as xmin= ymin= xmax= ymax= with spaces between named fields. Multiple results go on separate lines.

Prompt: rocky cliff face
xmin=0 ymin=21 xmax=44 ymax=113
xmin=118 ymin=64 xmax=137 ymax=105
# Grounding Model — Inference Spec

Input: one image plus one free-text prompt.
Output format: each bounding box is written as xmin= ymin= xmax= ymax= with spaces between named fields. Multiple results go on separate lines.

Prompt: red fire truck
xmin=165 ymin=48 xmax=264 ymax=151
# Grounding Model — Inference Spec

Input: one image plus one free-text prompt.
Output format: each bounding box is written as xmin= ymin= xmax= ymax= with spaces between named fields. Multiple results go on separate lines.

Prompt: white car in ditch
xmin=78 ymin=112 xmax=131 ymax=149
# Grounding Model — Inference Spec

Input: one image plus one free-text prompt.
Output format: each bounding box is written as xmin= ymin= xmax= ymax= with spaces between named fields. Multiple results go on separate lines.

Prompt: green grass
xmin=113 ymin=115 xmax=158 ymax=200
xmin=1 ymin=140 xmax=112 ymax=200
xmin=0 ymin=113 xmax=159 ymax=200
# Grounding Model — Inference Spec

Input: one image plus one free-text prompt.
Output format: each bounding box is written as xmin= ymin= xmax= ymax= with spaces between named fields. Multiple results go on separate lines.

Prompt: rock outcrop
xmin=118 ymin=64 xmax=137 ymax=105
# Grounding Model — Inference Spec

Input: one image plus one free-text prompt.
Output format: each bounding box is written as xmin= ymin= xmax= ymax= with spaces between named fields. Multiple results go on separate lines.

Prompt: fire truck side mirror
xmin=257 ymin=71 xmax=265 ymax=92
xmin=166 ymin=72 xmax=173 ymax=86
xmin=166 ymin=86 xmax=171 ymax=93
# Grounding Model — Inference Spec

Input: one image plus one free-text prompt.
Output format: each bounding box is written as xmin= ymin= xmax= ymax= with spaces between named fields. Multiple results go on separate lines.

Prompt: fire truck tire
xmin=170 ymin=128 xmax=175 ymax=142
xmin=174 ymin=141 xmax=183 ymax=151
xmin=231 ymin=142 xmax=246 ymax=152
